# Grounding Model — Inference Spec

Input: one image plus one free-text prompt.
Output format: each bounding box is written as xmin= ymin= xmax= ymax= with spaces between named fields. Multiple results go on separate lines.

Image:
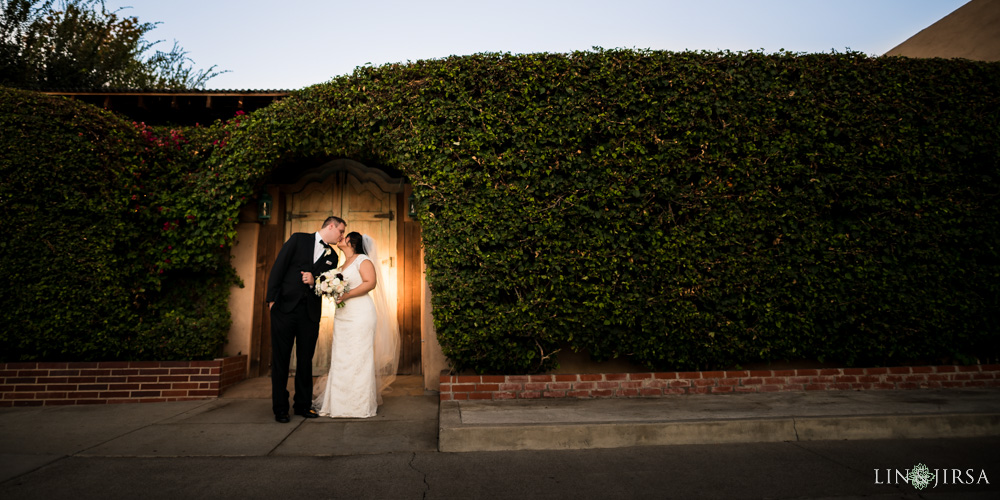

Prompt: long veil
xmin=363 ymin=234 xmax=400 ymax=404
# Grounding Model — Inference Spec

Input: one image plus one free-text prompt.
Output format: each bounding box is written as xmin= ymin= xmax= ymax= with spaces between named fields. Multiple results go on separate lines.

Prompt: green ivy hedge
xmin=4 ymin=49 xmax=999 ymax=372
xmin=224 ymin=49 xmax=1000 ymax=373
xmin=0 ymin=87 xmax=246 ymax=361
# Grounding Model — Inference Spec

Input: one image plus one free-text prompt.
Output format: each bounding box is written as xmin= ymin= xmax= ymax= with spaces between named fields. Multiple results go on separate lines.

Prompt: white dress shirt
xmin=314 ymin=232 xmax=328 ymax=263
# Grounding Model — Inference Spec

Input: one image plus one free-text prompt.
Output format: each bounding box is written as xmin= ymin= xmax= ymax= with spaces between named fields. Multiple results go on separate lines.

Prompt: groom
xmin=266 ymin=216 xmax=346 ymax=422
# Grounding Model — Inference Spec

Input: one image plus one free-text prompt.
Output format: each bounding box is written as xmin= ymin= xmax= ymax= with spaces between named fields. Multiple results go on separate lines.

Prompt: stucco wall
xmin=226 ymin=222 xmax=259 ymax=363
xmin=421 ymin=248 xmax=449 ymax=391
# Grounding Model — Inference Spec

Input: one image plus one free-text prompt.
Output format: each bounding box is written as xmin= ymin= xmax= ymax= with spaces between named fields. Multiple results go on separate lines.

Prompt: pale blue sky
xmin=103 ymin=0 xmax=969 ymax=90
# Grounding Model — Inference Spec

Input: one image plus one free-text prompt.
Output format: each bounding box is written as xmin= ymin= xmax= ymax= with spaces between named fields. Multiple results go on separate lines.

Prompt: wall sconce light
xmin=258 ymin=193 xmax=272 ymax=223
xmin=408 ymin=193 xmax=417 ymax=218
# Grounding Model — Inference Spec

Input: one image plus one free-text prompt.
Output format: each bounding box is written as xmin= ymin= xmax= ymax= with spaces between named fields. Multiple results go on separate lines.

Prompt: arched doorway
xmin=247 ymin=159 xmax=423 ymax=380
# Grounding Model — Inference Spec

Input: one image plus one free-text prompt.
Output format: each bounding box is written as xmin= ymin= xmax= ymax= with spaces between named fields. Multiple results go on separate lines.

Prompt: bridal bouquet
xmin=315 ymin=270 xmax=350 ymax=308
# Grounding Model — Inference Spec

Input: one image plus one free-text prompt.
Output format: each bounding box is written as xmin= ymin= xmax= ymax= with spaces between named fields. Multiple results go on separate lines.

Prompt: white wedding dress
xmin=313 ymin=254 xmax=378 ymax=418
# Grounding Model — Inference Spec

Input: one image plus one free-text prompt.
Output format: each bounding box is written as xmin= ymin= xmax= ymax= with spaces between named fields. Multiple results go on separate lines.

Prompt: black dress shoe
xmin=275 ymin=413 xmax=290 ymax=423
xmin=294 ymin=409 xmax=319 ymax=418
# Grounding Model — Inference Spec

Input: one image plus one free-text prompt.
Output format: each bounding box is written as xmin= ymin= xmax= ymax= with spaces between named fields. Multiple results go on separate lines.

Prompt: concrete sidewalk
xmin=2 ymin=375 xmax=999 ymax=483
xmin=0 ymin=376 xmax=440 ymax=484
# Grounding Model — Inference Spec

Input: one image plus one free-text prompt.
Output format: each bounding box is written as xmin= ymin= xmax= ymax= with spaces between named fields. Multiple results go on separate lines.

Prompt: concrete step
xmin=438 ymin=389 xmax=1000 ymax=452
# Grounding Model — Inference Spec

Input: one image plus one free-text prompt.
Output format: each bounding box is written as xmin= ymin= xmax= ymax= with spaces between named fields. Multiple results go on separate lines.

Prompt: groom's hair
xmin=322 ymin=216 xmax=346 ymax=229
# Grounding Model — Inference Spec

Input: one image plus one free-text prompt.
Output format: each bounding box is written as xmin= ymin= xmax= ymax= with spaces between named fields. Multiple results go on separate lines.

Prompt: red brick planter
xmin=439 ymin=364 xmax=1000 ymax=401
xmin=0 ymin=355 xmax=247 ymax=407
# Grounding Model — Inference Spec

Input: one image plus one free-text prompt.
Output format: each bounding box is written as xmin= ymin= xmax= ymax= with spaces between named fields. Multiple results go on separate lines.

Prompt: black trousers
xmin=270 ymin=301 xmax=319 ymax=415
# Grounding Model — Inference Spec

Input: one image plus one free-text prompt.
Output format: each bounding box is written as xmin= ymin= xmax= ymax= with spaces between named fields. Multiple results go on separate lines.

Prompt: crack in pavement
xmin=407 ymin=452 xmax=430 ymax=499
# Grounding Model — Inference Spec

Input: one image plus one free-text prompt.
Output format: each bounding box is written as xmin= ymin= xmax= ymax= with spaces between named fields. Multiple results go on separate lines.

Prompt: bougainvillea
xmin=0 ymin=87 xmax=246 ymax=360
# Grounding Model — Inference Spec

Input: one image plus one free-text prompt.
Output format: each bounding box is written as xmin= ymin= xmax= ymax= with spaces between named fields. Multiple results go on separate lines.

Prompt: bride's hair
xmin=345 ymin=232 xmax=366 ymax=255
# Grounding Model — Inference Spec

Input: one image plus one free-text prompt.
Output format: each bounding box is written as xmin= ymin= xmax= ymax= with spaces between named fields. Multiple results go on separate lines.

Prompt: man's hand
xmin=301 ymin=271 xmax=315 ymax=287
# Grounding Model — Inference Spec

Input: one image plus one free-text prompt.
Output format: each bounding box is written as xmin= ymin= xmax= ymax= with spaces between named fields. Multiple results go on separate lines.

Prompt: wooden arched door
xmin=285 ymin=171 xmax=397 ymax=375
xmin=251 ymin=159 xmax=421 ymax=380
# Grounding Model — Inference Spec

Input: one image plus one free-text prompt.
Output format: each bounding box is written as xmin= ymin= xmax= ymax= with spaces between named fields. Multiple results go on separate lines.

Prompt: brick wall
xmin=439 ymin=364 xmax=1000 ymax=401
xmin=0 ymin=355 xmax=247 ymax=407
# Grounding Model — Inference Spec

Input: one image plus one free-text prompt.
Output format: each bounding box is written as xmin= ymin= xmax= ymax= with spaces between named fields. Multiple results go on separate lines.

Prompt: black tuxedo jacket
xmin=266 ymin=232 xmax=339 ymax=322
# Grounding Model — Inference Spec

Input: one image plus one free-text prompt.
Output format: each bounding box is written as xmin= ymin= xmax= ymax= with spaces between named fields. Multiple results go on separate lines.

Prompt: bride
xmin=313 ymin=232 xmax=400 ymax=418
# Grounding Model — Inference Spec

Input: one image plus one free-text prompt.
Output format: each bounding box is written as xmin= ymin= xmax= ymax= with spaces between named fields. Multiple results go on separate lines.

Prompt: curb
xmin=438 ymin=401 xmax=1000 ymax=452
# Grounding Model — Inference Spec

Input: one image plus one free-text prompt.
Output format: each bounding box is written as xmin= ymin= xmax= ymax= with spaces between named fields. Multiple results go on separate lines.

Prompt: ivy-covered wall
xmin=224 ymin=49 xmax=1000 ymax=373
xmin=4 ymin=49 xmax=999 ymax=373
xmin=0 ymin=87 xmax=248 ymax=361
